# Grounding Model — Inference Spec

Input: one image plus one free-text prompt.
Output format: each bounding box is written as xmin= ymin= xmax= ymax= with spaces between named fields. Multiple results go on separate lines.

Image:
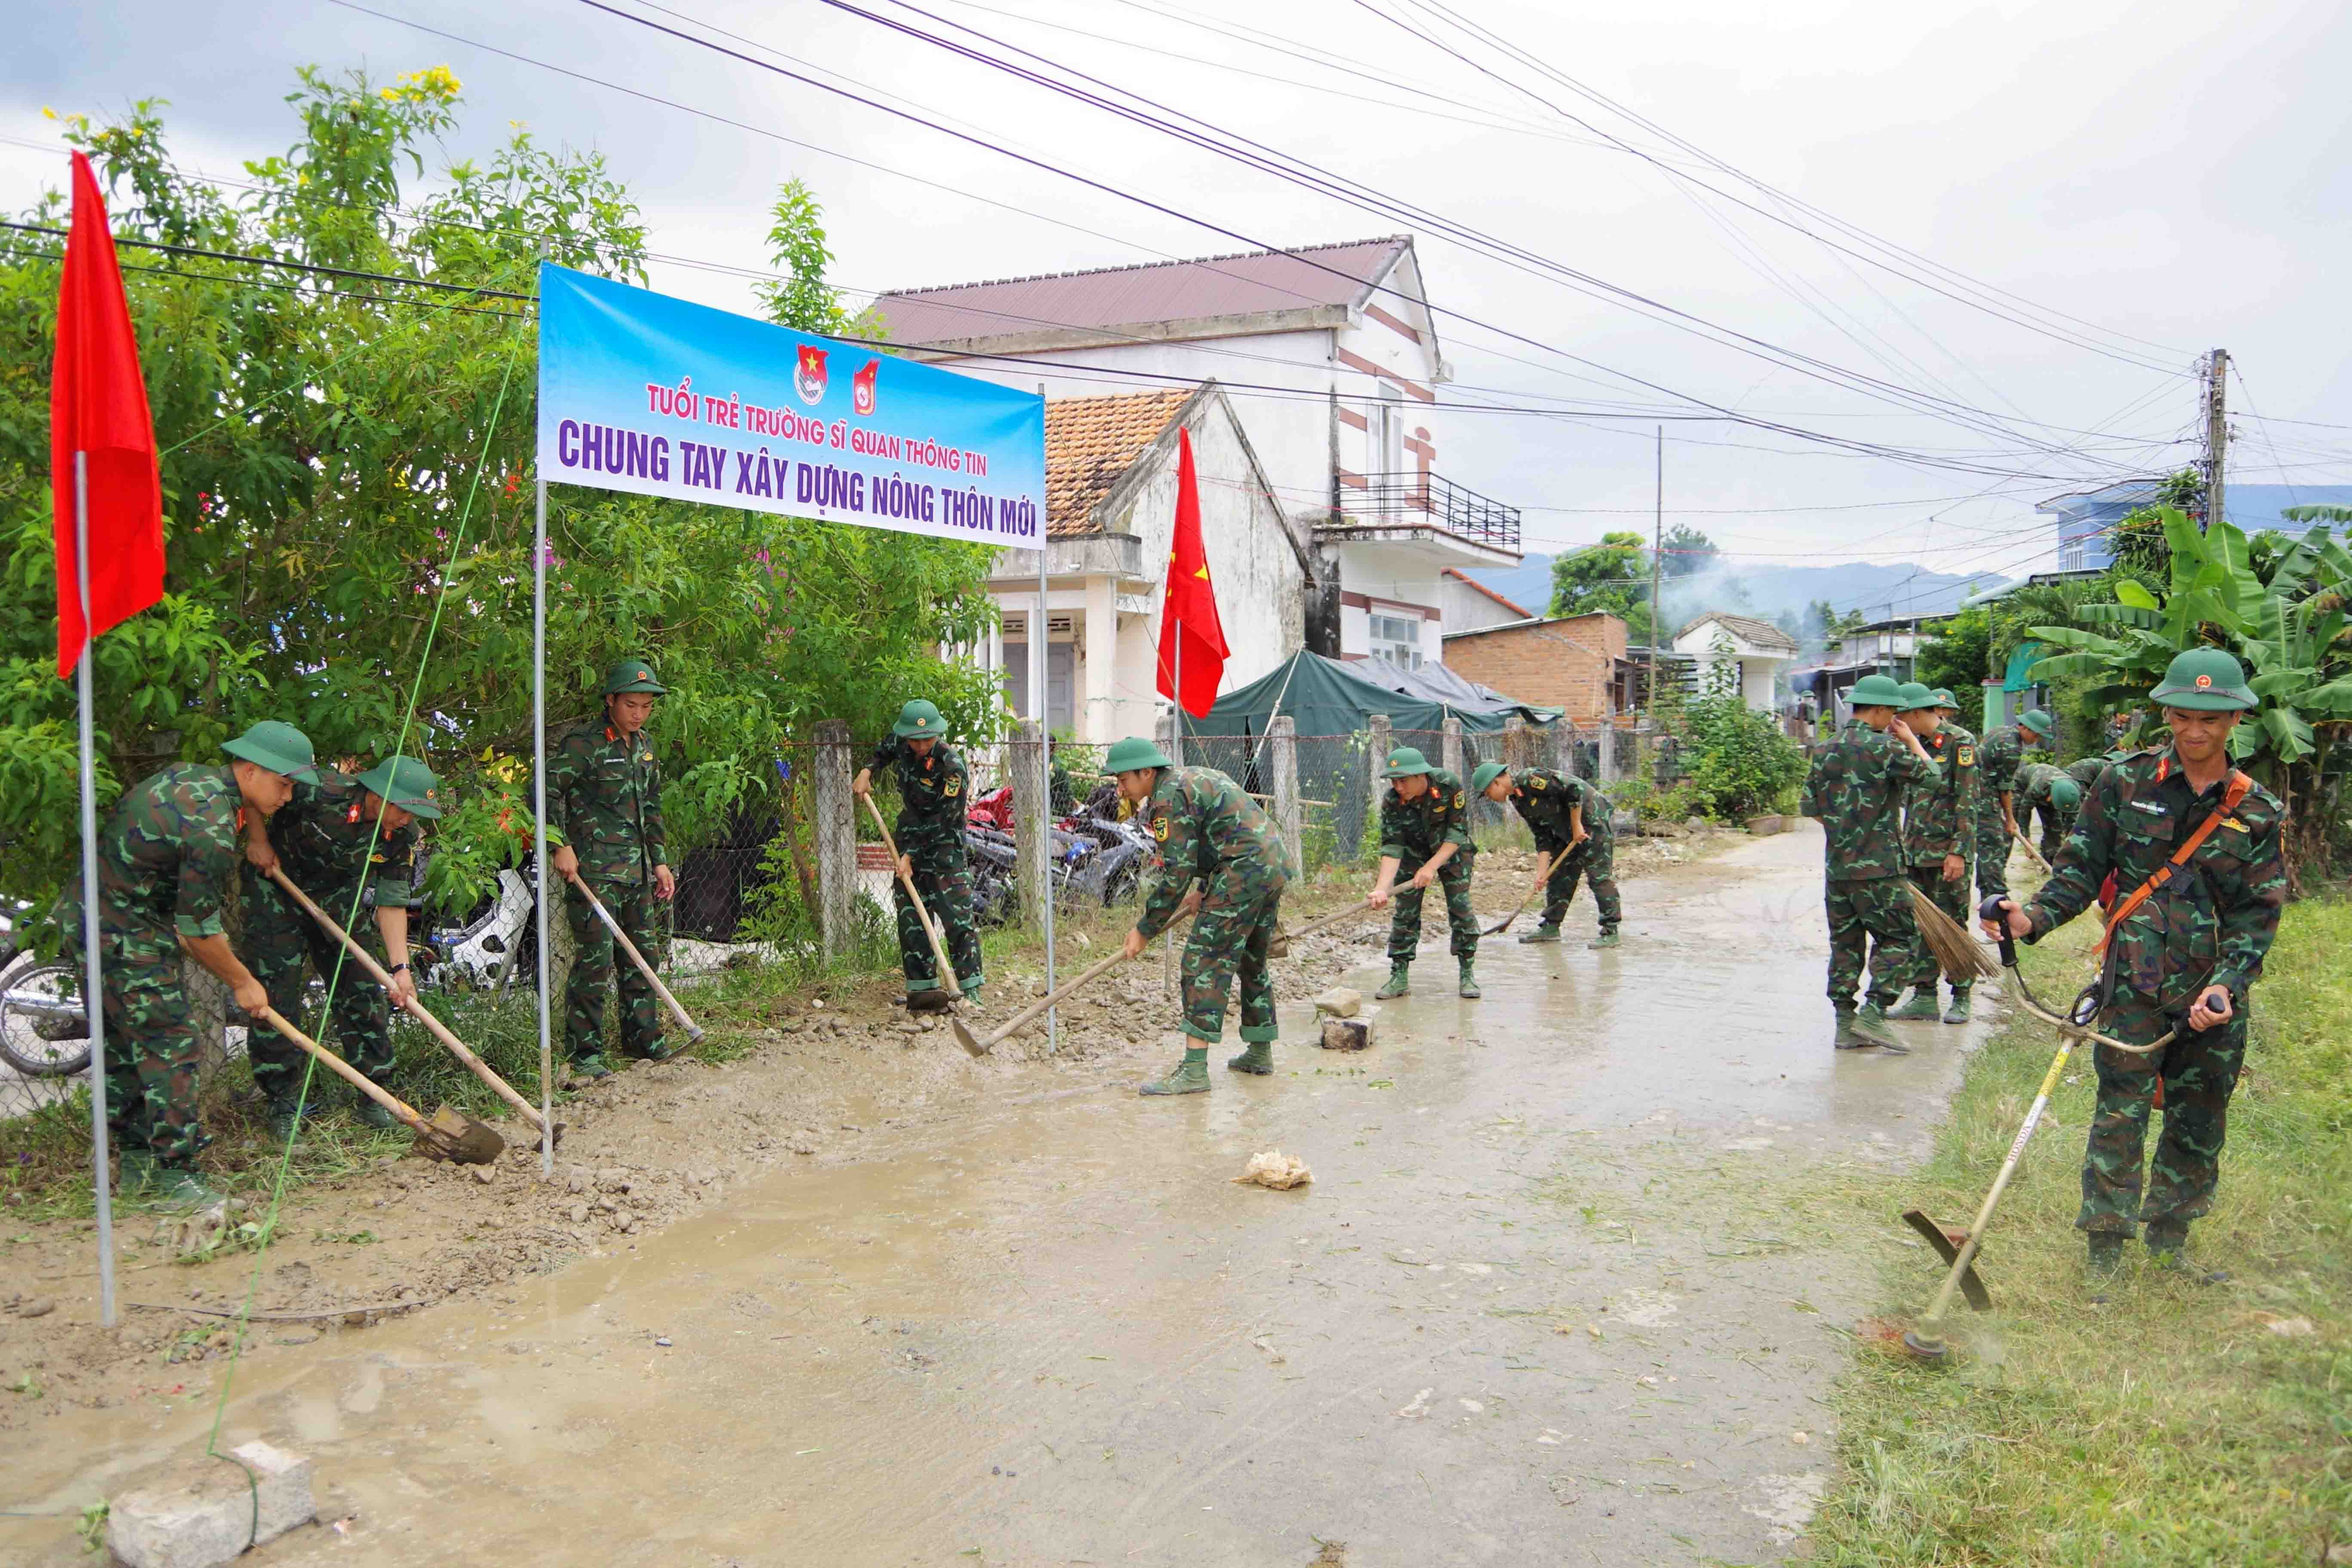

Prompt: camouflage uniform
xmin=1799 ymin=726 xmax=1936 ymax=1013
xmin=548 ymin=718 xmax=670 ymax=1060
xmin=1900 ymin=726 xmax=1977 ymax=992
xmin=84 ymin=765 xmax=246 ymax=1164
xmin=1505 ymin=768 xmax=1620 ymax=933
xmin=2013 ymin=761 xmax=2076 ymax=861
xmin=2022 ymin=749 xmax=2286 ymax=1237
xmin=1381 ymin=767 xmax=1477 ymax=962
xmin=869 ymin=738 xmax=982 ymax=995
xmin=1972 ymin=726 xmax=2024 ymax=896
xmin=240 ymin=771 xmax=417 ymax=1099
xmin=1136 ymin=767 xmax=1289 ymax=1044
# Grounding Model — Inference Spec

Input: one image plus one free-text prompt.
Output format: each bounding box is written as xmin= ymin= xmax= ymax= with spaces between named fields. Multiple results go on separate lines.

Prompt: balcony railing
xmin=1341 ymin=471 xmax=1522 ymax=554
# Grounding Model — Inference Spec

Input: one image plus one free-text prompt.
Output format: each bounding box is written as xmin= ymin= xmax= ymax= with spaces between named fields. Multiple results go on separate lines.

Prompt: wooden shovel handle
xmin=565 ymin=872 xmax=704 ymax=1042
xmin=2011 ymin=828 xmax=2054 ymax=874
xmin=1283 ymin=897 xmax=1379 ymax=945
xmin=977 ymin=907 xmax=1199 ymax=1051
xmin=257 ymin=1005 xmax=435 ymax=1140
xmin=267 ymin=869 xmax=548 ymax=1134
xmin=861 ymin=793 xmax=960 ymax=994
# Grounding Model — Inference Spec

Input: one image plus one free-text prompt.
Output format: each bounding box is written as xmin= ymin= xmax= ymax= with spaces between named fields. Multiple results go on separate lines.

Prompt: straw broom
xmin=1904 ymin=880 xmax=2002 ymax=983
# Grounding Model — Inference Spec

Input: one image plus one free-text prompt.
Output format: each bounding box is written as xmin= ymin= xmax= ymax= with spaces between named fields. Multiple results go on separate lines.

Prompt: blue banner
xmin=536 ymin=263 xmax=1044 ymax=545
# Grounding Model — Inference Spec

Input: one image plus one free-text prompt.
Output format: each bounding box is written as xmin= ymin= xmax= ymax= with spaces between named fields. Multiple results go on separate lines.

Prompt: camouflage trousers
xmin=1389 ymin=851 xmax=1477 ymax=962
xmin=892 ymin=848 xmax=983 ymax=994
xmin=96 ymin=924 xmax=208 ymax=1165
xmin=2079 ymin=998 xmax=2247 ymax=1235
xmin=1972 ymin=813 xmax=2012 ymax=897
xmin=241 ymin=876 xmax=395 ymax=1100
xmin=565 ymin=877 xmax=668 ymax=1060
xmin=1903 ymin=862 xmax=1975 ymax=991
xmin=1535 ymin=832 xmax=1621 ymax=931
xmin=1178 ymin=865 xmax=1286 ymax=1044
xmin=1823 ymin=875 xmax=1914 ymax=1011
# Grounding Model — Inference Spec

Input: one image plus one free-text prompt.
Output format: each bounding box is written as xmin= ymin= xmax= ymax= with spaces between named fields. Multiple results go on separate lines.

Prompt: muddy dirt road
xmin=9 ymin=827 xmax=1989 ymax=1565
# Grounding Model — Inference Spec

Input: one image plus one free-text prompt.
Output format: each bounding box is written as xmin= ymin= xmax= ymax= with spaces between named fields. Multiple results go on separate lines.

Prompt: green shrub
xmin=1678 ymin=694 xmax=1809 ymax=821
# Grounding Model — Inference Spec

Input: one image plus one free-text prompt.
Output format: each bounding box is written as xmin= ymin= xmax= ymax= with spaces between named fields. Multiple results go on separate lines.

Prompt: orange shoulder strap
xmin=2096 ymin=771 xmax=2252 ymax=955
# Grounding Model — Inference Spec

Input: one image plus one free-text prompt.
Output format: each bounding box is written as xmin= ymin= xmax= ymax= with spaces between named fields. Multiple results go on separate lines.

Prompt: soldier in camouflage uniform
xmin=853 ymin=699 xmax=982 ymax=1009
xmin=1470 ymin=760 xmax=1621 ymax=948
xmin=2067 ymin=749 xmax=2130 ymax=798
xmin=1891 ymin=684 xmax=1979 ymax=1023
xmin=2012 ymin=762 xmax=2080 ymax=863
xmin=1367 ymin=747 xmax=1481 ymax=999
xmin=1987 ymin=649 xmax=2285 ymax=1278
xmin=76 ymin=722 xmax=321 ymax=1207
xmin=240 ymin=755 xmax=444 ymax=1136
xmin=1972 ymin=708 xmax=2052 ymax=898
xmin=548 ymin=658 xmax=677 ymax=1078
xmin=1105 ymin=737 xmax=1289 ymax=1095
xmin=1798 ymin=673 xmax=1940 ymax=1051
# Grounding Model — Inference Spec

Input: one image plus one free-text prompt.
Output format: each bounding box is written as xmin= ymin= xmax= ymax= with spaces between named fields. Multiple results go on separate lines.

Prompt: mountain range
xmin=1463 ymin=554 xmax=2011 ymax=632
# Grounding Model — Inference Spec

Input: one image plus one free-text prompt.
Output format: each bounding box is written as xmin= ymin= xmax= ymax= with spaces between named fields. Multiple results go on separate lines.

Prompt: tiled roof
xmin=1046 ymin=390 xmax=1190 ymax=536
xmin=1676 ymin=611 xmax=1801 ymax=653
xmin=876 ymin=236 xmax=1412 ymax=348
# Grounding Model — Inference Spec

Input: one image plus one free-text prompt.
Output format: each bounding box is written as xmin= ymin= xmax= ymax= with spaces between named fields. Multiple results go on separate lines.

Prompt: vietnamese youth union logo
xmin=852 ymin=358 xmax=880 ymax=416
xmin=795 ymin=344 xmax=829 ymax=406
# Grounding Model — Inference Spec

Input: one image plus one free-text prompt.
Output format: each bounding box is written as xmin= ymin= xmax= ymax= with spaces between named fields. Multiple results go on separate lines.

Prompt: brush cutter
xmin=861 ymin=794 xmax=982 ymax=1057
xmin=1482 ymin=846 xmax=1566 ymax=936
xmin=267 ymin=868 xmax=560 ymax=1145
xmin=563 ymin=870 xmax=706 ymax=1047
xmin=259 ymin=1005 xmax=503 ymax=1164
xmin=1899 ymin=897 xmax=2173 ymax=1362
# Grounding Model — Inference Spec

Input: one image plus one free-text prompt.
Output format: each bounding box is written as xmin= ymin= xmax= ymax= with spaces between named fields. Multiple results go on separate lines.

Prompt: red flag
xmin=52 ymin=150 xmax=164 ymax=677
xmin=1155 ymin=428 xmax=1227 ymax=718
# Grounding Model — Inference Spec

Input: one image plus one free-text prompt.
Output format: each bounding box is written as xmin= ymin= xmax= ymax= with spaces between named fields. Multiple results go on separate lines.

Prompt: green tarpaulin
xmin=1187 ymin=652 xmax=1558 ymax=741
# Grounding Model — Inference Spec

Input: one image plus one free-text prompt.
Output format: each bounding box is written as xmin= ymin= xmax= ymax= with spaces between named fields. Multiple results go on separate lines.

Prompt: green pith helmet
xmin=1384 ymin=746 xmax=1433 ymax=778
xmin=1469 ymin=761 xmax=1510 ymax=795
xmin=891 ymin=698 xmax=946 ymax=738
xmin=2050 ymin=776 xmax=2081 ymax=810
xmin=2019 ymin=709 xmax=2055 ymax=738
xmin=1895 ymin=681 xmax=1938 ymax=712
xmin=1847 ymin=673 xmax=1906 ymax=708
xmin=1932 ymin=688 xmax=1960 ymax=710
xmin=2149 ymin=648 xmax=2256 ymax=711
xmin=603 ymin=658 xmax=666 ymax=696
xmin=354 ymin=755 xmax=444 ymax=820
xmin=1102 ymin=736 xmax=1173 ymax=774
xmin=222 ymin=720 xmax=321 ymax=780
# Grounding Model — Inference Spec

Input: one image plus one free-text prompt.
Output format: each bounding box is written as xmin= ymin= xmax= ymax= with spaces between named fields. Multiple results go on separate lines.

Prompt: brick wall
xmin=1442 ymin=613 xmax=1626 ymax=725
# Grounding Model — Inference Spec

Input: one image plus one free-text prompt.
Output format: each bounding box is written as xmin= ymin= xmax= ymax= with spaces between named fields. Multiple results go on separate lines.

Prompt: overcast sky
xmin=11 ymin=0 xmax=2351 ymax=608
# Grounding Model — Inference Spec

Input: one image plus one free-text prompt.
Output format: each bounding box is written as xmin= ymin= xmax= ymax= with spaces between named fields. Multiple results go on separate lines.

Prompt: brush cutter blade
xmin=1900 ymin=1208 xmax=1993 ymax=1312
xmin=1899 ymin=1329 xmax=1951 ymax=1362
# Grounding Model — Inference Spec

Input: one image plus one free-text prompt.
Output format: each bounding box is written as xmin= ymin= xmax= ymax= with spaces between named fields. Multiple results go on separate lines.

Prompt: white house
xmin=873 ymin=235 xmax=1523 ymax=671
xmin=983 ymin=383 xmax=1310 ymax=742
xmin=1671 ymin=612 xmax=1801 ymax=712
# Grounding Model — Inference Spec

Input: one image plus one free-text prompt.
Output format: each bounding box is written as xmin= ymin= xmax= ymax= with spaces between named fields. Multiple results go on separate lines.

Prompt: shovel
xmin=860 ymin=793 xmax=981 ymax=1057
xmin=257 ymin=1006 xmax=503 ymax=1164
xmin=1482 ymin=845 xmax=1567 ymax=936
xmin=1899 ymin=900 xmax=2173 ymax=1362
xmin=563 ymin=871 xmax=706 ymax=1046
xmin=973 ymin=908 xmax=1197 ymax=1055
xmin=266 ymin=868 xmax=560 ymax=1145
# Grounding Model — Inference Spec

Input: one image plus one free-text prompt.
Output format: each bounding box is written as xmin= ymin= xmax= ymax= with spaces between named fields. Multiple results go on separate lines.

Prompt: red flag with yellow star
xmin=1155 ymin=427 xmax=1226 ymax=717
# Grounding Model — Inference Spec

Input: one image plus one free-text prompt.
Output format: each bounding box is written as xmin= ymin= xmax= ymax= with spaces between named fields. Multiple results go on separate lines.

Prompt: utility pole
xmin=2203 ymin=348 xmax=2229 ymax=532
xmin=1648 ymin=424 xmax=1663 ymax=713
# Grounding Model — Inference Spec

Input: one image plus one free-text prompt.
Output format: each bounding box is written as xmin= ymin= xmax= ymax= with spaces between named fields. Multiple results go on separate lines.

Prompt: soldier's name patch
xmin=2129 ymin=799 xmax=2168 ymax=816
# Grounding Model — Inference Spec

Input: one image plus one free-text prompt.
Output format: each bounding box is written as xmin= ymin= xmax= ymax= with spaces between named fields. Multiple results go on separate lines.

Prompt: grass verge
xmin=1811 ymin=899 xmax=2352 ymax=1565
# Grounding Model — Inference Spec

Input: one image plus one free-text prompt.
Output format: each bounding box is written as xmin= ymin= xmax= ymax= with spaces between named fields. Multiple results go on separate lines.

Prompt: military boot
xmin=1457 ymin=959 xmax=1482 ymax=999
xmin=1226 ymin=1041 xmax=1274 ymax=1075
xmin=153 ymin=1164 xmax=227 ymax=1212
xmin=1139 ymin=1044 xmax=1209 ymax=1096
xmin=2085 ymin=1232 xmax=2127 ymax=1292
xmin=1588 ymin=927 xmax=1621 ymax=950
xmin=1887 ymin=989 xmax=1942 ymax=1022
xmin=1942 ymin=987 xmax=1972 ymax=1024
xmin=630 ymin=1038 xmax=678 ymax=1063
xmin=114 ymin=1150 xmax=159 ymax=1198
xmin=1375 ymin=963 xmax=1412 ymax=1000
xmin=2144 ymin=1222 xmax=2230 ymax=1283
xmin=353 ymin=1098 xmax=398 ymax=1131
xmin=960 ymin=978 xmax=984 ymax=1005
xmin=265 ymin=1094 xmax=319 ymax=1142
xmin=1850 ymin=1003 xmax=1910 ymax=1053
xmin=1516 ymin=924 xmax=1562 ymax=945
xmin=569 ymin=1053 xmax=614 ymax=1082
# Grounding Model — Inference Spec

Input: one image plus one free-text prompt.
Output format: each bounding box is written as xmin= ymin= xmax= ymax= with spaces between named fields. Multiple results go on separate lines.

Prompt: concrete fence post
xmin=813 ymin=719 xmax=857 ymax=960
xmin=1440 ymin=714 xmax=1465 ymax=785
xmin=1502 ymin=715 xmax=1528 ymax=772
xmin=1012 ymin=719 xmax=1052 ymax=927
xmin=1268 ymin=714 xmax=1303 ymax=878
xmin=1597 ymin=702 xmax=1618 ymax=783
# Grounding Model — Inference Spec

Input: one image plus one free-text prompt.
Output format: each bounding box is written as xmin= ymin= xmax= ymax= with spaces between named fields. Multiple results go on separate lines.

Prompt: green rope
xmin=202 ymin=322 xmax=529 ymax=1457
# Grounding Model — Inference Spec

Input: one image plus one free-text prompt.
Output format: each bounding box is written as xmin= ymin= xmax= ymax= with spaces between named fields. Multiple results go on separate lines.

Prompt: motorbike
xmin=959 ymin=785 xmax=1155 ymax=928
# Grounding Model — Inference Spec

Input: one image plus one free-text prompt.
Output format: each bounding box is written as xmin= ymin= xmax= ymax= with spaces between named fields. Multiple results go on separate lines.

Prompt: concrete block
xmin=109 ymin=1440 xmax=315 ymax=1568
xmin=1746 ymin=814 xmax=1787 ymax=835
xmin=1311 ymin=987 xmax=1362 ymax=1019
xmin=1319 ymin=1019 xmax=1370 ymax=1052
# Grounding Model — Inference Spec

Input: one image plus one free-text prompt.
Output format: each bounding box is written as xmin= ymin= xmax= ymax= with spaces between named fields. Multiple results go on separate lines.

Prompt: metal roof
xmin=874 ymin=236 xmax=1413 ymax=347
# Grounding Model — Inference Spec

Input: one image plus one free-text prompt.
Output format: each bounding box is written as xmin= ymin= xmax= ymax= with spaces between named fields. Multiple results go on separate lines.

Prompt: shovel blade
xmin=949 ymin=1016 xmax=987 ymax=1058
xmin=1900 ymin=1208 xmax=1993 ymax=1312
xmin=426 ymin=1102 xmax=506 ymax=1166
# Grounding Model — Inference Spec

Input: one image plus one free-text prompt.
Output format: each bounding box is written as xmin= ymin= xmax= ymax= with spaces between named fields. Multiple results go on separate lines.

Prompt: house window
xmin=1369 ymin=612 xmax=1424 ymax=670
xmin=1002 ymin=640 xmax=1075 ymax=732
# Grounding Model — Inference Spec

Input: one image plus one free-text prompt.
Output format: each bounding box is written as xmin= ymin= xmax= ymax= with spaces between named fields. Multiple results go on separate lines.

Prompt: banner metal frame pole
xmin=74 ymin=452 xmax=117 ymax=1329
xmin=533 ymin=476 xmax=553 ymax=1179
xmin=1034 ymin=383 xmax=1053 ymax=1052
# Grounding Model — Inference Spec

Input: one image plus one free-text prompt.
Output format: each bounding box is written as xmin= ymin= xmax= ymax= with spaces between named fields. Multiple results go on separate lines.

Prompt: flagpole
xmin=1165 ymin=636 xmax=1179 ymax=1001
xmin=533 ymin=476 xmax=552 ymax=1179
xmin=1033 ymin=383 xmax=1053 ymax=1055
xmin=74 ymin=452 xmax=117 ymax=1329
